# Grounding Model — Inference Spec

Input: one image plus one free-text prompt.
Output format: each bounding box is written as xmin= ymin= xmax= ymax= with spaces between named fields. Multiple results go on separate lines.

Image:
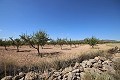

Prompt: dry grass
xmin=0 ymin=44 xmax=112 ymax=67
xmin=83 ymin=72 xmax=114 ymax=80
xmin=106 ymin=43 xmax=120 ymax=47
xmin=0 ymin=43 xmax=120 ymax=78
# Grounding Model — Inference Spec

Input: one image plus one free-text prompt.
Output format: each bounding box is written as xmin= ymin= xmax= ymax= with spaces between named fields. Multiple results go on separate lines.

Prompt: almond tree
xmin=49 ymin=39 xmax=57 ymax=47
xmin=67 ymin=38 xmax=72 ymax=48
xmin=10 ymin=37 xmax=22 ymax=52
xmin=57 ymin=38 xmax=67 ymax=49
xmin=20 ymin=30 xmax=49 ymax=57
xmin=84 ymin=37 xmax=99 ymax=48
xmin=0 ymin=39 xmax=11 ymax=50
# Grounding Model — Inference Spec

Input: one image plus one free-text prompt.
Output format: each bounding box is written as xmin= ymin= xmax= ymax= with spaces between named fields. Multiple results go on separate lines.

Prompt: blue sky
xmin=0 ymin=0 xmax=120 ymax=40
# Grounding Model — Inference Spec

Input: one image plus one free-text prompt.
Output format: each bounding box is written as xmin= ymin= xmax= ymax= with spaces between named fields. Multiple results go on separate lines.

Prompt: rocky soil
xmin=1 ymin=56 xmax=117 ymax=80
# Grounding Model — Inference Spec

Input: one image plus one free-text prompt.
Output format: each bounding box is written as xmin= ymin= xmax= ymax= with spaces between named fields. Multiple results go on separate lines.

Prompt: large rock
xmin=1 ymin=76 xmax=13 ymax=80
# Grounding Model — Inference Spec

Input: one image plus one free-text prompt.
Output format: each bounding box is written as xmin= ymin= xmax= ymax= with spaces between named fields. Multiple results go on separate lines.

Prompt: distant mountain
xmin=100 ymin=40 xmax=119 ymax=43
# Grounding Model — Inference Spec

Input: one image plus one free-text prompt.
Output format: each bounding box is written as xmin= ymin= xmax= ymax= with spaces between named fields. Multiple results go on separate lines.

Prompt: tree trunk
xmin=41 ymin=46 xmax=43 ymax=49
xmin=92 ymin=45 xmax=94 ymax=48
xmin=4 ymin=46 xmax=7 ymax=50
xmin=17 ymin=46 xmax=19 ymax=52
xmin=37 ymin=45 xmax=42 ymax=57
xmin=70 ymin=44 xmax=72 ymax=48
xmin=75 ymin=45 xmax=76 ymax=48
xmin=60 ymin=45 xmax=62 ymax=50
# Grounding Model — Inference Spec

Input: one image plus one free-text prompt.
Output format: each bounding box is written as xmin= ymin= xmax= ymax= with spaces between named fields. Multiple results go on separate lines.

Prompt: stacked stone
xmin=1 ymin=56 xmax=115 ymax=80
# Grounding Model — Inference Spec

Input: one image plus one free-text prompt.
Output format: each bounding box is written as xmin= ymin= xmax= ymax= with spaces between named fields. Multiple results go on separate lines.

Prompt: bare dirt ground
xmin=0 ymin=44 xmax=119 ymax=67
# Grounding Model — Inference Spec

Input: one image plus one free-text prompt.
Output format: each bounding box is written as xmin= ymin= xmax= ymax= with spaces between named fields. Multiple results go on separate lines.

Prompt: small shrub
xmin=108 ymin=46 xmax=120 ymax=54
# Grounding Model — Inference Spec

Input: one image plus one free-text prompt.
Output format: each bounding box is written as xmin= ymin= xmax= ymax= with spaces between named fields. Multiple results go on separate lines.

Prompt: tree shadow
xmin=40 ymin=51 xmax=61 ymax=57
xmin=42 ymin=47 xmax=53 ymax=49
xmin=61 ymin=48 xmax=71 ymax=50
xmin=17 ymin=50 xmax=31 ymax=52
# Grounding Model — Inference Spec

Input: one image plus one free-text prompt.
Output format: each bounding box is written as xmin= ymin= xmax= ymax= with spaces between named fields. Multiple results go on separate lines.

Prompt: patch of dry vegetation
xmin=0 ymin=43 xmax=119 ymax=79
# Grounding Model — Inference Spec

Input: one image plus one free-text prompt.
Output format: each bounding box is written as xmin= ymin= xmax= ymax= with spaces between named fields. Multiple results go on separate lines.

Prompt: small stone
xmin=53 ymin=72 xmax=61 ymax=77
xmin=99 ymin=57 xmax=106 ymax=62
xmin=12 ymin=75 xmax=21 ymax=80
xmin=81 ymin=60 xmax=88 ymax=68
xmin=102 ymin=60 xmax=113 ymax=66
xmin=94 ymin=56 xmax=100 ymax=61
xmin=86 ymin=61 xmax=92 ymax=68
xmin=98 ymin=60 xmax=102 ymax=64
xmin=19 ymin=77 xmax=24 ymax=80
xmin=79 ymin=66 xmax=84 ymax=72
xmin=62 ymin=66 xmax=73 ymax=74
xmin=72 ymin=69 xmax=80 ymax=73
xmin=89 ymin=59 xmax=97 ymax=64
xmin=74 ymin=62 xmax=80 ymax=69
xmin=75 ymin=73 xmax=80 ymax=77
xmin=93 ymin=63 xmax=102 ymax=68
xmin=1 ymin=76 xmax=13 ymax=80
xmin=19 ymin=72 xmax=25 ymax=77
xmin=58 ymin=75 xmax=63 ymax=80
xmin=77 ymin=76 xmax=81 ymax=80
xmin=25 ymin=71 xmax=39 ymax=80
xmin=72 ymin=76 xmax=77 ymax=80
xmin=67 ymin=72 xmax=75 ymax=80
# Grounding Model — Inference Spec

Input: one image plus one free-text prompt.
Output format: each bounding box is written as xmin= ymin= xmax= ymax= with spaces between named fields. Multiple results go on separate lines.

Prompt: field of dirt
xmin=0 ymin=44 xmax=114 ymax=67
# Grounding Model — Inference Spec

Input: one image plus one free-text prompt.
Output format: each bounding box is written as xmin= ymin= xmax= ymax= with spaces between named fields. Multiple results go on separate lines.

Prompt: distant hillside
xmin=100 ymin=40 xmax=120 ymax=43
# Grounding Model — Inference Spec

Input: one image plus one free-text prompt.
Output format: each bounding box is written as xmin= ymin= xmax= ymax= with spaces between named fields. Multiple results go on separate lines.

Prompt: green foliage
xmin=49 ymin=40 xmax=57 ymax=46
xmin=0 ymin=39 xmax=11 ymax=50
xmin=67 ymin=39 xmax=72 ymax=47
xmin=20 ymin=30 xmax=49 ymax=57
xmin=84 ymin=37 xmax=99 ymax=48
xmin=32 ymin=31 xmax=49 ymax=48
